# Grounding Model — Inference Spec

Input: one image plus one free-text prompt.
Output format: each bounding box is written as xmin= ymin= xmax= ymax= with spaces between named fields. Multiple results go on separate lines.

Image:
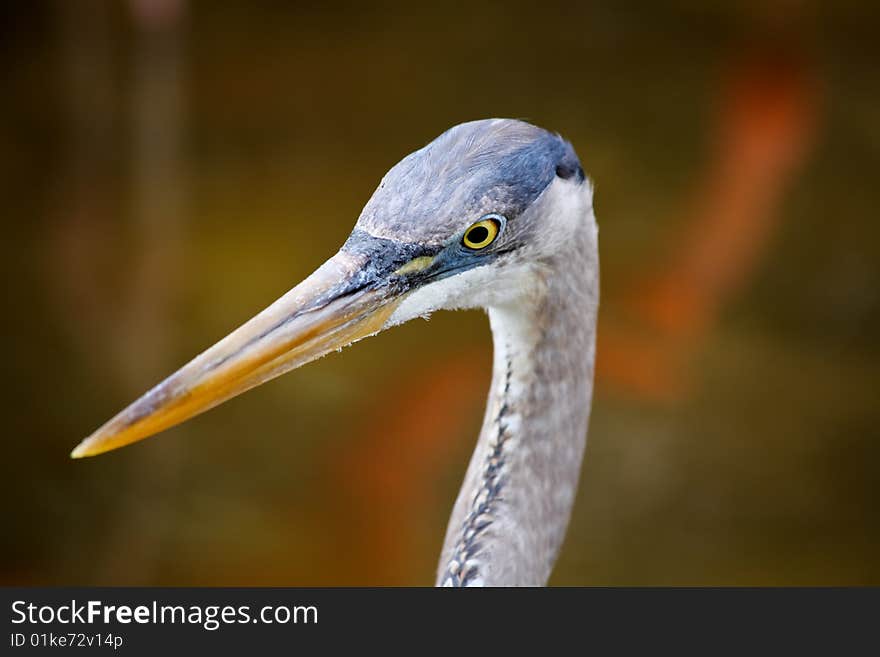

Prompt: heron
xmin=72 ymin=118 xmax=599 ymax=586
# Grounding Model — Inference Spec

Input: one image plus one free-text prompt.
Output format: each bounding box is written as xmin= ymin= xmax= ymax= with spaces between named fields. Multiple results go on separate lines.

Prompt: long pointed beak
xmin=71 ymin=250 xmax=406 ymax=458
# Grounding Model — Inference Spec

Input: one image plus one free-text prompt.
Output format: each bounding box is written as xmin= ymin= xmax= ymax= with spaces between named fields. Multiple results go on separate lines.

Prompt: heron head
xmin=72 ymin=118 xmax=591 ymax=458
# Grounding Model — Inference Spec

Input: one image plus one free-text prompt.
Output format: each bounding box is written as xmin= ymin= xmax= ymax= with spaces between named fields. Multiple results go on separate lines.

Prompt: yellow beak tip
xmin=69 ymin=252 xmax=402 ymax=462
xmin=70 ymin=442 xmax=94 ymax=459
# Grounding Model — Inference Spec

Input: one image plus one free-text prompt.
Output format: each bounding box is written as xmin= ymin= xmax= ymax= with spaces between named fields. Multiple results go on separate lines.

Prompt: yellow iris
xmin=462 ymin=218 xmax=500 ymax=249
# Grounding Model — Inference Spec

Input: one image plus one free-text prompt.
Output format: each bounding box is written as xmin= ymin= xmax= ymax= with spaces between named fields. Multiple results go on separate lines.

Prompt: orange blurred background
xmin=3 ymin=1 xmax=879 ymax=585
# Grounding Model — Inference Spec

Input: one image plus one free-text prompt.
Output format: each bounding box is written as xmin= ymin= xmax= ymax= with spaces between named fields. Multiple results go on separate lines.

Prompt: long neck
xmin=437 ymin=227 xmax=599 ymax=586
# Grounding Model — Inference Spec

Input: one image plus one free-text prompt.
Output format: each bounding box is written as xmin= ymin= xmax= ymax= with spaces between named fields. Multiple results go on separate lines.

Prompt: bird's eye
xmin=462 ymin=216 xmax=502 ymax=250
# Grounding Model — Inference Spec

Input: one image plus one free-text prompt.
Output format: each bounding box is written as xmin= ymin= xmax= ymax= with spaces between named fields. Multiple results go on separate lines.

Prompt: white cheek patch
xmin=386 ymin=262 xmax=538 ymax=327
xmin=386 ymin=265 xmax=497 ymax=326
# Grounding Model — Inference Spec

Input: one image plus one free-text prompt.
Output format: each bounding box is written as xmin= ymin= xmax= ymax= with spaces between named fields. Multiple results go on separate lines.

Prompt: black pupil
xmin=467 ymin=225 xmax=490 ymax=244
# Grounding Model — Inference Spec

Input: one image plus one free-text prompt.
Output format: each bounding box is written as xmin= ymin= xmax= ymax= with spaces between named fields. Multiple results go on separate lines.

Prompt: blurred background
xmin=3 ymin=0 xmax=878 ymax=585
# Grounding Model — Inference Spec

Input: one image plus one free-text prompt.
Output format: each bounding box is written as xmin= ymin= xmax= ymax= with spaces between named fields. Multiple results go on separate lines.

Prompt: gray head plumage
xmin=355 ymin=118 xmax=584 ymax=246
xmin=339 ymin=119 xmax=588 ymax=303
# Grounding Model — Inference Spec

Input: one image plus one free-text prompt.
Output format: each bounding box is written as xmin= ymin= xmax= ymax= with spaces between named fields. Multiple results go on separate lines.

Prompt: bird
xmin=72 ymin=118 xmax=600 ymax=587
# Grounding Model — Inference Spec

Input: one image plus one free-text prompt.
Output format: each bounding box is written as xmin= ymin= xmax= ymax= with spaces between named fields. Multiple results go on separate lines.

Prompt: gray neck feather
xmin=437 ymin=222 xmax=598 ymax=586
